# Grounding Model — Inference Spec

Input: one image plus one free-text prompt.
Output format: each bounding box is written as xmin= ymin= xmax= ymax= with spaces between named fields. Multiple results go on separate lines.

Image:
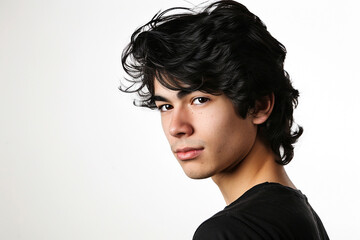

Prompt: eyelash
xmin=158 ymin=104 xmax=173 ymax=112
xmin=192 ymin=97 xmax=210 ymax=105
xmin=157 ymin=97 xmax=210 ymax=112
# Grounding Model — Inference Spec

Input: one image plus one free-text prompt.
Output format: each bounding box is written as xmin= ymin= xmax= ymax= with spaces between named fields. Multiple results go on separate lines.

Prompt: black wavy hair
xmin=121 ymin=0 xmax=303 ymax=165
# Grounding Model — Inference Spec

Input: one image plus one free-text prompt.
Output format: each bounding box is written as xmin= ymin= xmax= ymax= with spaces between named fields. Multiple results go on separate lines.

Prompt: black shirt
xmin=193 ymin=182 xmax=329 ymax=240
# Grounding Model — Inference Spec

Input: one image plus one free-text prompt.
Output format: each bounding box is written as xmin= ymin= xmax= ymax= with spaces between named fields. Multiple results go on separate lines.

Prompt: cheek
xmin=199 ymin=114 xmax=236 ymax=149
xmin=160 ymin=116 xmax=170 ymax=139
xmin=208 ymin=116 xmax=256 ymax=155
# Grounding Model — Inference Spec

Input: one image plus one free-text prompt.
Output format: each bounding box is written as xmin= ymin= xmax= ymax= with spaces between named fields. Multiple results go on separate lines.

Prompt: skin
xmin=154 ymin=79 xmax=295 ymax=205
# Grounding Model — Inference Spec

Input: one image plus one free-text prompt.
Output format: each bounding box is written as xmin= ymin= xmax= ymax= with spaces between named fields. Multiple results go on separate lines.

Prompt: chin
xmin=177 ymin=156 xmax=216 ymax=179
xmin=182 ymin=168 xmax=214 ymax=180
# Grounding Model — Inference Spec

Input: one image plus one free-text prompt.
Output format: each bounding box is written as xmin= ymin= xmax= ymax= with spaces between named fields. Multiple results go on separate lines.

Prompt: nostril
xmin=168 ymin=109 xmax=194 ymax=137
xmin=169 ymin=124 xmax=194 ymax=137
xmin=169 ymin=128 xmax=185 ymax=137
xmin=175 ymin=132 xmax=186 ymax=137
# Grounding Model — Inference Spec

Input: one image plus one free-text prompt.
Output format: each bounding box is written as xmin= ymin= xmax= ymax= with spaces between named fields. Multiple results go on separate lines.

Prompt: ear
xmin=251 ymin=93 xmax=275 ymax=125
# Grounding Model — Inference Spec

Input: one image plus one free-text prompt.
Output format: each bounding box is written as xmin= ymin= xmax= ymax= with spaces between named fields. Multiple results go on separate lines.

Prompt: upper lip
xmin=174 ymin=147 xmax=204 ymax=153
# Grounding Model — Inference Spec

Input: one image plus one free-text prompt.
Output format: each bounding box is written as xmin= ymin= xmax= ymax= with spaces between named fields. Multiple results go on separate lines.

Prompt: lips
xmin=175 ymin=147 xmax=204 ymax=161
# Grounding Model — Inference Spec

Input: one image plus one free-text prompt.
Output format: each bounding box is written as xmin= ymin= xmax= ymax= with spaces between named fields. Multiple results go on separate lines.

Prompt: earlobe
xmin=252 ymin=93 xmax=275 ymax=125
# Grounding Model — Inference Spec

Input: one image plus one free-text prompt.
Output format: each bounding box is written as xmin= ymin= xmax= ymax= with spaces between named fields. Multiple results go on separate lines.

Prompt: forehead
xmin=154 ymin=78 xmax=173 ymax=94
xmin=153 ymin=78 xmax=193 ymax=100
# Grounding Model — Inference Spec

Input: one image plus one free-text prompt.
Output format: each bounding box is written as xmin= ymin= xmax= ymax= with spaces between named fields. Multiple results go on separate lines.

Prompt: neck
xmin=211 ymin=135 xmax=295 ymax=205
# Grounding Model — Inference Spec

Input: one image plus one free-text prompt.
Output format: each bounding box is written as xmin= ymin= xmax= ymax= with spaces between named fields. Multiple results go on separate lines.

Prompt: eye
xmin=192 ymin=97 xmax=210 ymax=105
xmin=158 ymin=104 xmax=173 ymax=112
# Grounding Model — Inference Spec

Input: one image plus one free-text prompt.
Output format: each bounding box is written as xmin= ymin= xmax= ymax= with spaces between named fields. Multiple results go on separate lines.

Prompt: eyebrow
xmin=153 ymin=90 xmax=192 ymax=102
xmin=153 ymin=95 xmax=169 ymax=102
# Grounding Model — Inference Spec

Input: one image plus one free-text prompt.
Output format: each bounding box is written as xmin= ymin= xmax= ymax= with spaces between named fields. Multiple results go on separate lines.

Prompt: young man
xmin=121 ymin=1 xmax=329 ymax=239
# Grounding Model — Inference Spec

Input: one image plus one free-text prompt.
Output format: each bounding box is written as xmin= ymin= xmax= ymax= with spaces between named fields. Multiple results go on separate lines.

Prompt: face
xmin=154 ymin=80 xmax=258 ymax=179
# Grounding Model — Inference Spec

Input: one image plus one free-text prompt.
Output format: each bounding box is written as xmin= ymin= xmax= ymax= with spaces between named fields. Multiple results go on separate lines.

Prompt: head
xmin=121 ymin=0 xmax=303 ymax=170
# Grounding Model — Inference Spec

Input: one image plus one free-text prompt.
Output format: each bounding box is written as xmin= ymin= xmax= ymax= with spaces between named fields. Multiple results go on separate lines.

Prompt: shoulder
xmin=192 ymin=214 xmax=259 ymax=240
xmin=193 ymin=182 xmax=329 ymax=240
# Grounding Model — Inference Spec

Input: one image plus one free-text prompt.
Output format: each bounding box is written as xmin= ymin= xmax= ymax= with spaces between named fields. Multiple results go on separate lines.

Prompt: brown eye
xmin=158 ymin=104 xmax=173 ymax=112
xmin=193 ymin=97 xmax=210 ymax=105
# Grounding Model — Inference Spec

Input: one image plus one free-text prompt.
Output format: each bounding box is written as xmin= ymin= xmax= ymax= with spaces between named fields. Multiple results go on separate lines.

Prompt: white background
xmin=1 ymin=0 xmax=359 ymax=239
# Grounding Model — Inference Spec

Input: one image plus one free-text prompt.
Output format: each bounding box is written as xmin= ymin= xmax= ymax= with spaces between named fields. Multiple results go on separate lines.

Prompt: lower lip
xmin=176 ymin=149 xmax=203 ymax=161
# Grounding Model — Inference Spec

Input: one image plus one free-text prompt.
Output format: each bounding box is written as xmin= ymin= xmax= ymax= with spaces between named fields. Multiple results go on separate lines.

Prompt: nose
xmin=169 ymin=108 xmax=194 ymax=138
